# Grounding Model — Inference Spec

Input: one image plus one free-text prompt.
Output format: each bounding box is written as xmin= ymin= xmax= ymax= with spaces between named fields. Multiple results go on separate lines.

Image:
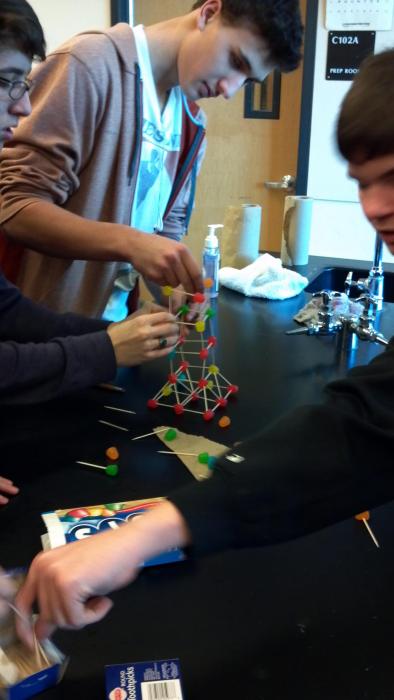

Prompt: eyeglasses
xmin=0 ymin=76 xmax=33 ymax=101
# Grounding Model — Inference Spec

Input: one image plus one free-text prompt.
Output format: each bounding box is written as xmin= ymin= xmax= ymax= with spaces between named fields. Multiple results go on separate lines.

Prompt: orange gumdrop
xmin=204 ymin=278 xmax=213 ymax=289
xmin=218 ymin=415 xmax=231 ymax=428
xmin=106 ymin=446 xmax=120 ymax=461
xmin=355 ymin=511 xmax=370 ymax=521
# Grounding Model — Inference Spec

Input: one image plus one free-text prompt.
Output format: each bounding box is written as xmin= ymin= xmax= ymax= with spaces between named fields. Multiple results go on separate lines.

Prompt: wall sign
xmin=326 ymin=0 xmax=394 ymax=31
xmin=326 ymin=31 xmax=375 ymax=80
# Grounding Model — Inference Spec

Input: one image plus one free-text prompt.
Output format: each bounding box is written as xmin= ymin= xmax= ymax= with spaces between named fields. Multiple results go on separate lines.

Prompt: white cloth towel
xmin=218 ymin=254 xmax=308 ymax=300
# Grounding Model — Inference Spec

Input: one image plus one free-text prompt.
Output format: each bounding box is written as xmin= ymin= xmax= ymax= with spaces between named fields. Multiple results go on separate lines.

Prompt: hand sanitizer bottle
xmin=202 ymin=224 xmax=223 ymax=298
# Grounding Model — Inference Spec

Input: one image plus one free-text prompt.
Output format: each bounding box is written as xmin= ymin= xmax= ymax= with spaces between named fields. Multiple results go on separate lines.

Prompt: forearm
xmin=0 ymin=276 xmax=109 ymax=342
xmin=3 ymin=200 xmax=139 ymax=262
xmin=170 ymin=342 xmax=394 ymax=553
xmin=0 ymin=331 xmax=116 ymax=405
xmin=122 ymin=500 xmax=192 ymax=571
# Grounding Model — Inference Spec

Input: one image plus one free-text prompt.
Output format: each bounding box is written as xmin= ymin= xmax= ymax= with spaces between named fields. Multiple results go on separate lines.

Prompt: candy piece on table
xmin=106 ymin=446 xmax=120 ymax=461
xmin=76 ymin=460 xmax=118 ymax=477
xmin=355 ymin=511 xmax=370 ymax=521
xmin=354 ymin=511 xmax=380 ymax=548
xmin=164 ymin=428 xmax=177 ymax=441
xmin=218 ymin=415 xmax=231 ymax=428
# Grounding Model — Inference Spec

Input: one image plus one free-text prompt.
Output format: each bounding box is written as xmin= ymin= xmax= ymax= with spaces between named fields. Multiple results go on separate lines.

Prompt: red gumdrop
xmin=193 ymin=292 xmax=205 ymax=304
xmin=179 ymin=361 xmax=189 ymax=370
xmin=228 ymin=384 xmax=239 ymax=395
xmin=147 ymin=399 xmax=158 ymax=409
xmin=198 ymin=378 xmax=208 ymax=389
xmin=207 ymin=336 xmax=217 ymax=347
xmin=177 ymin=336 xmax=186 ymax=346
xmin=174 ymin=404 xmax=185 ymax=415
xmin=199 ymin=349 xmax=209 ymax=360
xmin=203 ymin=410 xmax=214 ymax=422
xmin=191 ymin=393 xmax=199 ymax=402
xmin=216 ymin=397 xmax=228 ymax=408
xmin=168 ymin=373 xmax=178 ymax=384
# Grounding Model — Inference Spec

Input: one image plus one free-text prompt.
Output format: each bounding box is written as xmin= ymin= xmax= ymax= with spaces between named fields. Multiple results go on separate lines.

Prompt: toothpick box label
xmin=105 ymin=659 xmax=184 ymax=700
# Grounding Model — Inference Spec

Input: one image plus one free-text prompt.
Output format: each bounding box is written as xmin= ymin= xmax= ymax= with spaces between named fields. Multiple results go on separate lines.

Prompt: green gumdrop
xmin=205 ymin=308 xmax=216 ymax=319
xmin=179 ymin=305 xmax=190 ymax=316
xmin=164 ymin=429 xmax=177 ymax=442
xmin=207 ymin=456 xmax=217 ymax=470
xmin=198 ymin=452 xmax=209 ymax=464
xmin=105 ymin=464 xmax=119 ymax=477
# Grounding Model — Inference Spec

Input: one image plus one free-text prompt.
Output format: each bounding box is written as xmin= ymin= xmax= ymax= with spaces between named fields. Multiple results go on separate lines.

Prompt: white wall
xmin=307 ymin=1 xmax=394 ymax=263
xmin=29 ymin=0 xmax=111 ymax=53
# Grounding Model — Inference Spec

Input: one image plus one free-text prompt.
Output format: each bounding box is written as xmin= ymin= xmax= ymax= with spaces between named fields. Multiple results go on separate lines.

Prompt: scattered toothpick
xmin=99 ymin=419 xmax=129 ymax=432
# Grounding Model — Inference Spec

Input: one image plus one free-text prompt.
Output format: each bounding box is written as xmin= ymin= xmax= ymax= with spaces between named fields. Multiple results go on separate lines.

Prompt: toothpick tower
xmin=147 ymin=282 xmax=238 ymax=421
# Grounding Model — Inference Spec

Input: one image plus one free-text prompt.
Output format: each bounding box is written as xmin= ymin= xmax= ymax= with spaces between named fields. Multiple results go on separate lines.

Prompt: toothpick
xmin=131 ymin=427 xmax=169 ymax=441
xmin=362 ymin=518 xmax=380 ymax=548
xmin=7 ymin=601 xmax=50 ymax=667
xmin=76 ymin=461 xmax=118 ymax=476
xmin=158 ymin=450 xmax=197 ymax=456
xmin=104 ymin=405 xmax=136 ymax=414
xmin=99 ymin=419 xmax=129 ymax=431
xmin=98 ymin=383 xmax=125 ymax=393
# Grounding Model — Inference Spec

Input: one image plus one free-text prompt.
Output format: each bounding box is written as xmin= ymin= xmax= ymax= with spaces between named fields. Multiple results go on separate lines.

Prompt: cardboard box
xmin=105 ymin=658 xmax=184 ymax=700
xmin=0 ymin=638 xmax=67 ymax=700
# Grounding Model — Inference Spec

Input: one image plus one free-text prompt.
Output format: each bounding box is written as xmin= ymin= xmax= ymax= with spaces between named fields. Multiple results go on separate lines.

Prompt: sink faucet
xmin=345 ymin=231 xmax=384 ymax=310
xmin=286 ymin=290 xmax=343 ymax=336
xmin=341 ymin=293 xmax=388 ymax=348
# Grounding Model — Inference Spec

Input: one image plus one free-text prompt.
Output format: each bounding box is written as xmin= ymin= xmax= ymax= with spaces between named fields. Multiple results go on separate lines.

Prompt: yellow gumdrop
xmin=195 ymin=320 xmax=205 ymax=333
xmin=207 ymin=380 xmax=214 ymax=389
xmin=162 ymin=385 xmax=173 ymax=397
xmin=208 ymin=364 xmax=219 ymax=375
xmin=162 ymin=286 xmax=173 ymax=297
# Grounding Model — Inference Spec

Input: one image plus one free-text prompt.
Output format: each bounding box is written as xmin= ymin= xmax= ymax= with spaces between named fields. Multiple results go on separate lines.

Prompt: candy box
xmin=105 ymin=658 xmax=185 ymax=700
xmin=41 ymin=498 xmax=185 ymax=567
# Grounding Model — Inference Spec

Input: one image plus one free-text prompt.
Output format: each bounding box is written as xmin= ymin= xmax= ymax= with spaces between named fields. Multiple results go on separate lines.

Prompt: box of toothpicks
xmin=0 ymin=571 xmax=67 ymax=700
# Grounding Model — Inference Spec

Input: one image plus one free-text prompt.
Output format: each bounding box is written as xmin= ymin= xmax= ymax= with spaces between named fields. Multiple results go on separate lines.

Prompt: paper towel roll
xmin=221 ymin=204 xmax=262 ymax=269
xmin=280 ymin=196 xmax=313 ymax=266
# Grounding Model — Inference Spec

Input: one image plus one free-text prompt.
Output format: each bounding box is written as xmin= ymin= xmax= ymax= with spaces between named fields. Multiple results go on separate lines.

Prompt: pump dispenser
xmin=202 ymin=224 xmax=223 ymax=298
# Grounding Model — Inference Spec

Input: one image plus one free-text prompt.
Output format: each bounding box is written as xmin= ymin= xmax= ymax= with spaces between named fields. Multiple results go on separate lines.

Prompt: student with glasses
xmin=0 ymin=0 xmax=179 ymax=503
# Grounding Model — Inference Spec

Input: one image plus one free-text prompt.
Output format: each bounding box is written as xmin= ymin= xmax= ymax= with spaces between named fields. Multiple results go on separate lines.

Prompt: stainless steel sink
xmin=305 ymin=266 xmax=394 ymax=302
